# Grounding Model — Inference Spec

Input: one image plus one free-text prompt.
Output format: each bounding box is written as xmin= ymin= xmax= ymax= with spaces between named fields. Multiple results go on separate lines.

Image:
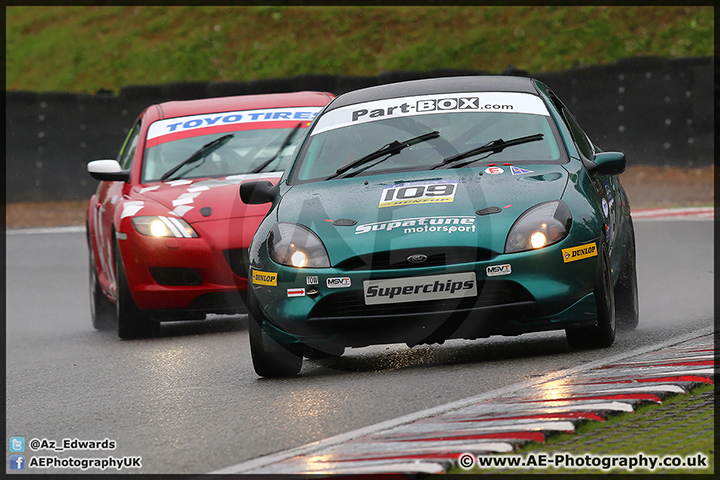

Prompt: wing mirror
xmin=240 ymin=180 xmax=278 ymax=204
xmin=593 ymin=151 xmax=626 ymax=175
xmin=87 ymin=159 xmax=130 ymax=182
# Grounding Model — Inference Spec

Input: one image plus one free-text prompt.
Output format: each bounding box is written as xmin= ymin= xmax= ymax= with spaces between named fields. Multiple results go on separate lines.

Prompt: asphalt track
xmin=4 ymin=210 xmax=714 ymax=475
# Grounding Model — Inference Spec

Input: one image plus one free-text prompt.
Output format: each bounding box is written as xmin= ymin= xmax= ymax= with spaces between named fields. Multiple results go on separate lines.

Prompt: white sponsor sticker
xmin=147 ymin=107 xmax=322 ymax=142
xmin=306 ymin=276 xmax=319 ymax=285
xmin=379 ymin=180 xmax=457 ymax=208
xmin=287 ymin=288 xmax=306 ymax=297
xmin=485 ymin=166 xmax=504 ymax=174
xmin=120 ymin=201 xmax=144 ymax=219
xmin=486 ymin=264 xmax=512 ymax=276
xmin=364 ymin=272 xmax=477 ymax=305
xmin=312 ymin=92 xmax=550 ymax=134
xmin=326 ymin=277 xmax=351 ymax=288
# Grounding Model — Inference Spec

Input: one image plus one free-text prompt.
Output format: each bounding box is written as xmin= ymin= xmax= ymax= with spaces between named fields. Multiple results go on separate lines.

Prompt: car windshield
xmin=141 ymin=106 xmax=321 ymax=183
xmin=142 ymin=128 xmax=306 ymax=183
xmin=292 ymin=92 xmax=565 ymax=183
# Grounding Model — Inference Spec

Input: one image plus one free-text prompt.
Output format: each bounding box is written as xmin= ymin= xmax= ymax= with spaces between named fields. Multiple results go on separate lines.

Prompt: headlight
xmin=132 ymin=216 xmax=198 ymax=238
xmin=505 ymin=200 xmax=571 ymax=253
xmin=269 ymin=223 xmax=330 ymax=268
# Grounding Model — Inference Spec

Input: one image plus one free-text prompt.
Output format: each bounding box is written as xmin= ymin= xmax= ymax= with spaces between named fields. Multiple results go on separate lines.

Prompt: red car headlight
xmin=131 ymin=216 xmax=198 ymax=238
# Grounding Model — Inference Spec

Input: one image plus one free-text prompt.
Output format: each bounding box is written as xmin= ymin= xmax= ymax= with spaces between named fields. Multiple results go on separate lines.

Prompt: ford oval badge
xmin=407 ymin=254 xmax=428 ymax=264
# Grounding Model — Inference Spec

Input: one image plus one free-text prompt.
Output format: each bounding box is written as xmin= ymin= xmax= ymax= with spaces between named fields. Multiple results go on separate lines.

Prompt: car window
xmin=548 ymin=92 xmax=594 ymax=160
xmin=294 ymin=92 xmax=565 ymax=183
xmin=561 ymin=107 xmax=594 ymax=159
xmin=141 ymin=128 xmax=304 ymax=183
xmin=117 ymin=121 xmax=141 ymax=170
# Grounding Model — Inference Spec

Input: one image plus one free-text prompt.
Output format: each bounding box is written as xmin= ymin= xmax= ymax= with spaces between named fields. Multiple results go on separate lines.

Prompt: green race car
xmin=240 ymin=75 xmax=638 ymax=377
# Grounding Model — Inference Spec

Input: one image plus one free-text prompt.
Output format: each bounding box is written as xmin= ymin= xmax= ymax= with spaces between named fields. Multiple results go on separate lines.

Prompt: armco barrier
xmin=4 ymin=56 xmax=713 ymax=203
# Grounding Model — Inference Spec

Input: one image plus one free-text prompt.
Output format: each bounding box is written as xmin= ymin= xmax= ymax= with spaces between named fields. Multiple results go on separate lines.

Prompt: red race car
xmin=86 ymin=91 xmax=335 ymax=339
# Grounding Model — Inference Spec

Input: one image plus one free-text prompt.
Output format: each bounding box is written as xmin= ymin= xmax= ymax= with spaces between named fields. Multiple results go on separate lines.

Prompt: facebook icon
xmin=10 ymin=455 xmax=24 ymax=470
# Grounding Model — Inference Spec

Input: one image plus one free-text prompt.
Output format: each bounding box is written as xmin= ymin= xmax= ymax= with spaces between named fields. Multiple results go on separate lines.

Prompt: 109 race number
xmin=379 ymin=180 xmax=458 ymax=207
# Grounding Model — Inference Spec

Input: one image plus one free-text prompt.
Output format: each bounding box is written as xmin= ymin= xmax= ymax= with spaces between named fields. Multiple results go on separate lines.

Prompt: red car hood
xmin=130 ymin=172 xmax=283 ymax=224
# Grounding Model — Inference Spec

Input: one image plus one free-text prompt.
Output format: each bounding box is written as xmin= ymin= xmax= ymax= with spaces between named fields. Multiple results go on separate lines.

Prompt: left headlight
xmin=132 ymin=216 xmax=198 ymax=238
xmin=268 ymin=223 xmax=330 ymax=268
xmin=505 ymin=200 xmax=571 ymax=253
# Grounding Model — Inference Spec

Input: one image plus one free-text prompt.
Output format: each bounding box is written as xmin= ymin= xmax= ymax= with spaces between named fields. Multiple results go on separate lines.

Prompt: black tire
xmin=304 ymin=345 xmax=345 ymax=359
xmin=614 ymin=219 xmax=639 ymax=330
xmin=89 ymin=247 xmax=116 ymax=331
xmin=114 ymin=238 xmax=159 ymax=340
xmin=247 ymin=289 xmax=302 ymax=377
xmin=566 ymin=240 xmax=616 ymax=350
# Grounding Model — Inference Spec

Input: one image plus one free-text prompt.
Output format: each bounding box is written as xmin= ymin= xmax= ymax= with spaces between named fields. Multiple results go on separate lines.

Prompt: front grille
xmin=335 ymin=247 xmax=496 ymax=271
xmin=224 ymin=248 xmax=250 ymax=278
xmin=149 ymin=267 xmax=202 ymax=286
xmin=190 ymin=292 xmax=246 ymax=312
xmin=308 ymin=280 xmax=534 ymax=321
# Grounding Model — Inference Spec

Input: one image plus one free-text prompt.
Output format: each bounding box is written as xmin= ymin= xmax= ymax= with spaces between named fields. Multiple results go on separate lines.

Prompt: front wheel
xmin=89 ymin=247 xmax=116 ymax=331
xmin=566 ymin=241 xmax=616 ymax=350
xmin=115 ymin=238 xmax=159 ymax=340
xmin=247 ymin=289 xmax=302 ymax=378
xmin=615 ymin=218 xmax=639 ymax=330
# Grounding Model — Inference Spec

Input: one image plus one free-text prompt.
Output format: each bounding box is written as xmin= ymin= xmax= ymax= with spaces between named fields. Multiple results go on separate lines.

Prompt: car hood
xmin=277 ymin=165 xmax=569 ymax=263
xmin=131 ymin=172 xmax=283 ymax=223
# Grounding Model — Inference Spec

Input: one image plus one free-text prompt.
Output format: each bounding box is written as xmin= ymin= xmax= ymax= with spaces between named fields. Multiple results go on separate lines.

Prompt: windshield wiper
xmin=250 ymin=122 xmax=303 ymax=174
xmin=326 ymin=131 xmax=440 ymax=180
xmin=431 ymin=133 xmax=544 ymax=170
xmin=160 ymin=134 xmax=234 ymax=182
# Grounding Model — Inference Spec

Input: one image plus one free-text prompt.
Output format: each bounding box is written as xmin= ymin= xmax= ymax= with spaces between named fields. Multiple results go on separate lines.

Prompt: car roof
xmin=153 ymin=91 xmax=335 ymax=120
xmin=327 ymin=75 xmax=540 ymax=110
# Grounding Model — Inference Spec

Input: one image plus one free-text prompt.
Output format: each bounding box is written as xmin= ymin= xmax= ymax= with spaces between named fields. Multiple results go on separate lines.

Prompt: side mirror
xmin=87 ymin=159 xmax=130 ymax=182
xmin=240 ymin=180 xmax=278 ymax=204
xmin=593 ymin=151 xmax=626 ymax=175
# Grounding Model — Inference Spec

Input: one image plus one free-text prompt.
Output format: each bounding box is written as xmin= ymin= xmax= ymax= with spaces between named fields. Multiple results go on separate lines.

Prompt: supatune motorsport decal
xmin=364 ymin=272 xmax=477 ymax=305
xmin=379 ymin=180 xmax=457 ymax=208
xmin=312 ymin=92 xmax=550 ymax=134
xmin=355 ymin=215 xmax=476 ymax=235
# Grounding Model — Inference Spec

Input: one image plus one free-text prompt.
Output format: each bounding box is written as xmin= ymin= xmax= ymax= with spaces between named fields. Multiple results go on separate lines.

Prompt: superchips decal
xmin=355 ymin=216 xmax=476 ymax=235
xmin=562 ymin=243 xmax=598 ymax=263
xmin=364 ymin=272 xmax=477 ymax=305
xmin=146 ymin=107 xmax=322 ymax=147
xmin=312 ymin=92 xmax=550 ymax=135
xmin=379 ymin=180 xmax=457 ymax=208
xmin=251 ymin=270 xmax=277 ymax=286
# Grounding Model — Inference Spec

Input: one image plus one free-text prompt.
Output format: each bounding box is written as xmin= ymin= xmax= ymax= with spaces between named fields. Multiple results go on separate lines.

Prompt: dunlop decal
xmin=251 ymin=270 xmax=277 ymax=286
xmin=562 ymin=243 xmax=598 ymax=263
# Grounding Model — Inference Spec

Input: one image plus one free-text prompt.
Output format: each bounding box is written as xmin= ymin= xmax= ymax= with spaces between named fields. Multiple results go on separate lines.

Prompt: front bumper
xmin=251 ymin=236 xmax=601 ymax=348
xmin=117 ymin=217 xmax=261 ymax=315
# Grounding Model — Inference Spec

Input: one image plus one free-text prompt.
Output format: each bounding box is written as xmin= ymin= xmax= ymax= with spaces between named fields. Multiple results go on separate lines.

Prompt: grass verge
xmin=451 ymin=383 xmax=714 ymax=475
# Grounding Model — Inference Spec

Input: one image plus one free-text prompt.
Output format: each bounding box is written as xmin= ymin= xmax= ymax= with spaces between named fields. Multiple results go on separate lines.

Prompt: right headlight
xmin=505 ymin=200 xmax=572 ymax=254
xmin=268 ymin=223 xmax=330 ymax=268
xmin=132 ymin=215 xmax=198 ymax=238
